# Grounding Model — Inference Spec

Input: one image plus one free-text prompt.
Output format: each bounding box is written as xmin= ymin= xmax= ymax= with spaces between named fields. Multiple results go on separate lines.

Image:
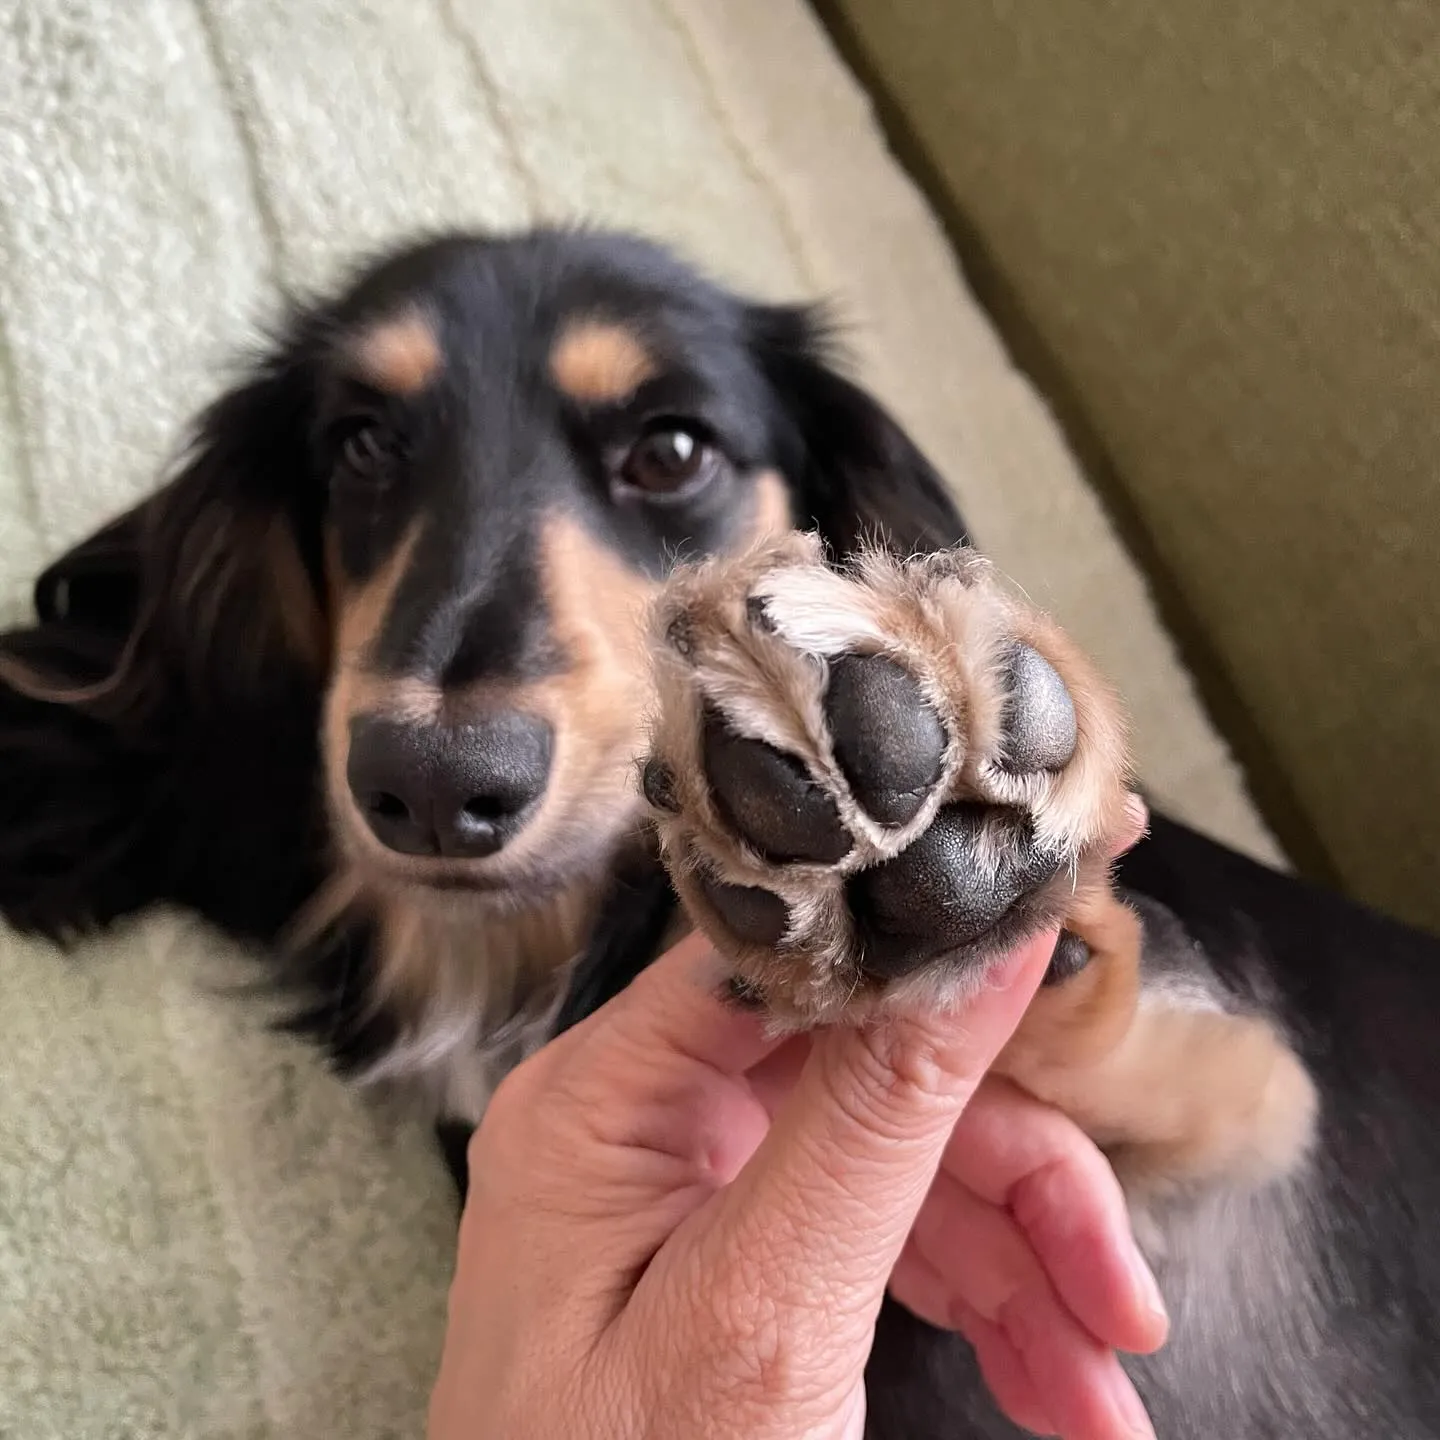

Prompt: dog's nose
xmin=346 ymin=714 xmax=553 ymax=859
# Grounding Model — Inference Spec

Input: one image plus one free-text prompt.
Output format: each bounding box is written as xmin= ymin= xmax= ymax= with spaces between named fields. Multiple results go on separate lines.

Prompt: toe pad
xmin=826 ymin=653 xmax=947 ymax=827
xmin=1001 ymin=643 xmax=1077 ymax=774
xmin=702 ymin=712 xmax=851 ymax=865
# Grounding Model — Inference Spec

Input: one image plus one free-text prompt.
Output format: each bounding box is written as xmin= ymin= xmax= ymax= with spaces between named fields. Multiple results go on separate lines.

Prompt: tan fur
xmin=261 ymin=517 xmax=330 ymax=671
xmin=179 ymin=507 xmax=326 ymax=681
xmin=466 ymin=477 xmax=793 ymax=881
xmin=0 ymin=610 xmax=147 ymax=707
xmin=369 ymin=880 xmax=594 ymax=1015
xmin=322 ymin=509 xmax=658 ymax=884
xmin=1006 ymin=605 xmax=1132 ymax=855
xmin=748 ymin=469 xmax=793 ymax=540
xmin=300 ymin=474 xmax=794 ymax=1109
xmin=347 ymin=309 xmax=442 ymax=396
xmin=549 ymin=320 xmax=657 ymax=405
xmin=305 ymin=506 xmax=621 ymax=1114
xmin=322 ymin=523 xmax=424 ymax=852
xmin=322 ymin=473 xmax=791 ymax=880
xmin=286 ymin=860 xmax=598 ymax=1121
xmin=1000 ymin=889 xmax=1145 ymax=1072
xmin=1008 ymin=997 xmax=1319 ymax=1192
xmin=989 ymin=889 xmax=1318 ymax=1191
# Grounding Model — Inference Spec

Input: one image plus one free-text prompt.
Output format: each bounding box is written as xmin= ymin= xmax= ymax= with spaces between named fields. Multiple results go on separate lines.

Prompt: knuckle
xmin=689 ymin=1255 xmax=831 ymax=1416
xmin=1010 ymin=1150 xmax=1121 ymax=1258
xmin=836 ymin=1020 xmax=978 ymax=1139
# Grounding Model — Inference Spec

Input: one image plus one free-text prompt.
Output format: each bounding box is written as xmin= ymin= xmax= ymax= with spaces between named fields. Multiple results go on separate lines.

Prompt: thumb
xmin=718 ymin=931 xmax=1057 ymax=1313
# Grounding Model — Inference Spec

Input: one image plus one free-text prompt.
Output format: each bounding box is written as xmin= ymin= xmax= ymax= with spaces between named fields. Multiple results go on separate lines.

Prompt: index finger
xmin=716 ymin=930 xmax=1057 ymax=1312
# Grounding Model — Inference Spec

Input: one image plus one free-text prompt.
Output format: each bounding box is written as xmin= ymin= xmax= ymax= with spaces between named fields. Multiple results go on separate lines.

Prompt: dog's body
xmin=866 ymin=818 xmax=1440 ymax=1438
xmin=1 ymin=229 xmax=1436 ymax=1437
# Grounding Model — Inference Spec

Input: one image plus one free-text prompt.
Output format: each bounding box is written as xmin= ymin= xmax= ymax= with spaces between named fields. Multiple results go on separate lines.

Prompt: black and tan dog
xmin=1 ymin=230 xmax=1437 ymax=1438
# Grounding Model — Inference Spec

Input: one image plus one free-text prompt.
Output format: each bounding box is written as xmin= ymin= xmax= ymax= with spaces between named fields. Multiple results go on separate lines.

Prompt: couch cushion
xmin=816 ymin=0 xmax=1440 ymax=933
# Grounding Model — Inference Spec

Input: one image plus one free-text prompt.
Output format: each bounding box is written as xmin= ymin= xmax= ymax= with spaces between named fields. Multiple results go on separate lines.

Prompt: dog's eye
xmin=618 ymin=425 xmax=719 ymax=497
xmin=337 ymin=421 xmax=390 ymax=477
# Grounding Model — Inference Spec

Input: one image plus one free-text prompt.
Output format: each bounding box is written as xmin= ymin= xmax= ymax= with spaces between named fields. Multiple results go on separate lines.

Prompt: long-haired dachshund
xmin=2 ymin=229 xmax=1437 ymax=1438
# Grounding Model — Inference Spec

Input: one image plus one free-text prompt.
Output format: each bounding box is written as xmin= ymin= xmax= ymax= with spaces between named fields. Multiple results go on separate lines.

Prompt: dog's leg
xmin=1000 ymin=890 xmax=1317 ymax=1192
xmin=640 ymin=534 xmax=1317 ymax=1195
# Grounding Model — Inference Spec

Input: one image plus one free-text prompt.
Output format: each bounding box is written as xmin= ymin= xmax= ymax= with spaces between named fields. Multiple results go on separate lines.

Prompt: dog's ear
xmin=749 ymin=304 xmax=970 ymax=558
xmin=16 ymin=337 xmax=328 ymax=721
xmin=140 ymin=345 xmax=330 ymax=705
xmin=0 ymin=334 xmax=330 ymax=939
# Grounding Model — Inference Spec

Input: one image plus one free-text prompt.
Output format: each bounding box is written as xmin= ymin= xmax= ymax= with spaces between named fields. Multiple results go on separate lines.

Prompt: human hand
xmin=429 ymin=810 xmax=1162 ymax=1440
xmin=742 ymin=1042 xmax=1167 ymax=1438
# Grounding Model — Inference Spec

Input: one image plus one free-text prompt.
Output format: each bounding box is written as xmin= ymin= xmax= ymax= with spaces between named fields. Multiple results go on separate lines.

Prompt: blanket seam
xmin=0 ymin=299 xmax=45 ymax=561
xmin=650 ymin=0 xmax=822 ymax=295
xmin=431 ymin=0 xmax=544 ymax=221
xmin=189 ymin=0 xmax=287 ymax=292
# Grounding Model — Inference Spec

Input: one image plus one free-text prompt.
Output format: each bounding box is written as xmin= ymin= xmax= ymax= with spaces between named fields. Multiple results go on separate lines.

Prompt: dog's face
xmin=312 ymin=235 xmax=798 ymax=902
xmin=29 ymin=229 xmax=966 ymax=937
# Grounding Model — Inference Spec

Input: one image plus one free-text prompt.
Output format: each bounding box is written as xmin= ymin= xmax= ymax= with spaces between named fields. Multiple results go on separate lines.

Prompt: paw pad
xmin=641 ymin=756 xmax=679 ymax=814
xmin=1000 ymin=643 xmax=1077 ymax=774
xmin=1043 ymin=930 xmax=1092 ymax=986
xmin=643 ymin=536 xmax=1130 ymax=1025
xmin=699 ymin=872 xmax=790 ymax=947
xmin=825 ymin=654 xmax=945 ymax=826
xmin=702 ymin=712 xmax=850 ymax=865
xmin=848 ymin=805 xmax=1058 ymax=977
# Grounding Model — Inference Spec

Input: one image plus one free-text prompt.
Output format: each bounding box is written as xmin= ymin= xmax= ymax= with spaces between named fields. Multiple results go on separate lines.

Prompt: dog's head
xmin=17 ymin=230 xmax=967 ymax=932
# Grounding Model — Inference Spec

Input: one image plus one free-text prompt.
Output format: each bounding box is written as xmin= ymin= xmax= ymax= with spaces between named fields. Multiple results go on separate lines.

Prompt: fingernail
xmin=1130 ymin=1243 xmax=1169 ymax=1332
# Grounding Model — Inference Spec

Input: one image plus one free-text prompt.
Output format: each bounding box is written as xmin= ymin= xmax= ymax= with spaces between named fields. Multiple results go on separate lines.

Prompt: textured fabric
xmin=816 ymin=0 xmax=1440 ymax=933
xmin=0 ymin=2 xmax=1276 ymax=1435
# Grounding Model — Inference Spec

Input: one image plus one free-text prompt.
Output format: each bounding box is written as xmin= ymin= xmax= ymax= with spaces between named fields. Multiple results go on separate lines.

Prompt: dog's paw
xmin=642 ymin=533 xmax=1133 ymax=1025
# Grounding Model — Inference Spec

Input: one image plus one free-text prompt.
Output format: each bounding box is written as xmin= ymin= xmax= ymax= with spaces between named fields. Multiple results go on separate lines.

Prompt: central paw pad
xmin=643 ymin=534 xmax=1130 ymax=1025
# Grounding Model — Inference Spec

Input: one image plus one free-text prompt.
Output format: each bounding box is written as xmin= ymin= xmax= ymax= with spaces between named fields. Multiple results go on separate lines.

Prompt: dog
xmin=2 ymin=228 xmax=1437 ymax=1438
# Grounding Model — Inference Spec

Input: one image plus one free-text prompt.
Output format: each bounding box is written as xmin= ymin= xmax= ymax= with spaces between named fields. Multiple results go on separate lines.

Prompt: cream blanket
xmin=0 ymin=2 xmax=1279 ymax=1434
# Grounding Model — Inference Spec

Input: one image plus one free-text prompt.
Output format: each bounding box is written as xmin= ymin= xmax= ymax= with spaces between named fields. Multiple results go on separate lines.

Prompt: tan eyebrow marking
xmin=348 ymin=309 xmax=442 ymax=396
xmin=549 ymin=319 xmax=657 ymax=405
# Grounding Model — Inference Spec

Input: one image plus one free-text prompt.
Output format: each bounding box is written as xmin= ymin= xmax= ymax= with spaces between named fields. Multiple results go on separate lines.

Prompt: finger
xmin=745 ymin=1034 xmax=811 ymax=1119
xmin=890 ymin=1243 xmax=1056 ymax=1437
xmin=527 ymin=930 xmax=788 ymax=1173
xmin=554 ymin=929 xmax=786 ymax=1083
xmin=472 ymin=931 xmax=785 ymax=1307
xmin=993 ymin=1280 xmax=1154 ymax=1440
xmin=895 ymin=1241 xmax=1152 ymax=1440
xmin=943 ymin=1080 xmax=1168 ymax=1354
xmin=558 ymin=931 xmax=792 ymax=1191
xmin=718 ymin=930 xmax=1057 ymax=1313
xmin=958 ymin=1305 xmax=1060 ymax=1439
xmin=910 ymin=1166 xmax=1150 ymax=1438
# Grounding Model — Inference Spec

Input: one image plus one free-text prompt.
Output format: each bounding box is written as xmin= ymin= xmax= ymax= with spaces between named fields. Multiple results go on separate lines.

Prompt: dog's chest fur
xmin=356 ymin=883 xmax=602 ymax=1120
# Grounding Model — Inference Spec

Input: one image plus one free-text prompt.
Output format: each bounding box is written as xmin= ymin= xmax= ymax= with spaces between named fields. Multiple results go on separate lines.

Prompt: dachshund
xmin=1 ymin=228 xmax=1437 ymax=1438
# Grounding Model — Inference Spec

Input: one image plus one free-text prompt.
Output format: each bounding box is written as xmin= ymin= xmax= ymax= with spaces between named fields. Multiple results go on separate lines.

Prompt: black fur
xmin=4 ymin=228 xmax=1439 ymax=1438
xmin=0 ymin=361 xmax=327 ymax=945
